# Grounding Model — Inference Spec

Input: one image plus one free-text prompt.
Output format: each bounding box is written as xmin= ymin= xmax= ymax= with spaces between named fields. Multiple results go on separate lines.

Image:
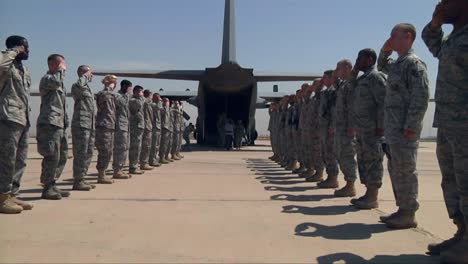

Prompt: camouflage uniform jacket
xmin=71 ymin=75 xmax=96 ymax=130
xmin=0 ymin=49 xmax=31 ymax=127
xmin=349 ymin=67 xmax=387 ymax=132
xmin=129 ymin=96 xmax=145 ymax=130
xmin=378 ymin=49 xmax=429 ymax=143
xmin=114 ymin=91 xmax=131 ymax=132
xmin=37 ymin=70 xmax=68 ymax=128
xmin=95 ymin=87 xmax=116 ymax=130
xmin=422 ymin=23 xmax=468 ymax=128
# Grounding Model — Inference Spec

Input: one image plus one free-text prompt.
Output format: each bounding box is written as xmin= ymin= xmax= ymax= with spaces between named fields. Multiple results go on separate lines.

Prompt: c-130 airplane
xmin=94 ymin=0 xmax=320 ymax=145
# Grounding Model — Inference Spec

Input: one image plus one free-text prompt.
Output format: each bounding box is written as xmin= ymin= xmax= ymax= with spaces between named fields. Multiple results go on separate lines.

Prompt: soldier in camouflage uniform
xmin=71 ymin=65 xmax=96 ymax=191
xmin=170 ymin=101 xmax=182 ymax=160
xmin=317 ymin=71 xmax=339 ymax=189
xmin=298 ymin=84 xmax=315 ymax=178
xmin=378 ymin=24 xmax=429 ymax=229
xmin=268 ymin=103 xmax=278 ymax=161
xmin=285 ymin=95 xmax=299 ymax=170
xmin=306 ymin=80 xmax=326 ymax=183
xmin=332 ymin=60 xmax=358 ymax=197
xmin=349 ymin=49 xmax=387 ymax=210
xmin=128 ymin=85 xmax=145 ymax=175
xmin=423 ymin=1 xmax=468 ymax=261
xmin=176 ymin=102 xmax=185 ymax=159
xmin=37 ymin=54 xmax=70 ymax=200
xmin=139 ymin=89 xmax=154 ymax=170
xmin=95 ymin=75 xmax=118 ymax=184
xmin=149 ymin=93 xmax=162 ymax=167
xmin=160 ymin=98 xmax=173 ymax=163
xmin=294 ymin=87 xmax=307 ymax=175
xmin=112 ymin=80 xmax=132 ymax=179
xmin=0 ymin=36 xmax=32 ymax=214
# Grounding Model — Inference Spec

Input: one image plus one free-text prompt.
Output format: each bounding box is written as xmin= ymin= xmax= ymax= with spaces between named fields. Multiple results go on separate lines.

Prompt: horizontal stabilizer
xmin=254 ymin=71 xmax=321 ymax=82
xmin=93 ymin=70 xmax=205 ymax=81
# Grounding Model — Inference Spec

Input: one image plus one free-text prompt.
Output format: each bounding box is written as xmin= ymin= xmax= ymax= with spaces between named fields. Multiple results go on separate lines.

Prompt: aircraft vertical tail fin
xmin=221 ymin=0 xmax=237 ymax=64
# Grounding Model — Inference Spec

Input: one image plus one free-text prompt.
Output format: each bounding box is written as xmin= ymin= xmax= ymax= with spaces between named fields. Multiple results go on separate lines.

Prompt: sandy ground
xmin=0 ymin=140 xmax=449 ymax=263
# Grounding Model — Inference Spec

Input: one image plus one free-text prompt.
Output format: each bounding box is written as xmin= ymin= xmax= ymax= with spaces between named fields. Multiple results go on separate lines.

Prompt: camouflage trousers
xmin=177 ymin=132 xmax=183 ymax=154
xmin=387 ymin=140 xmax=419 ymax=212
xmin=149 ymin=129 xmax=161 ymax=164
xmin=0 ymin=121 xmax=29 ymax=194
xmin=165 ymin=131 xmax=173 ymax=158
xmin=159 ymin=129 xmax=171 ymax=160
xmin=320 ymin=129 xmax=339 ymax=177
xmin=183 ymin=134 xmax=190 ymax=146
xmin=71 ymin=127 xmax=94 ymax=181
xmin=355 ymin=130 xmax=384 ymax=188
xmin=112 ymin=129 xmax=129 ymax=171
xmin=302 ymin=129 xmax=316 ymax=170
xmin=287 ymin=127 xmax=296 ymax=161
xmin=171 ymin=131 xmax=180 ymax=155
xmin=294 ymin=130 xmax=303 ymax=163
xmin=140 ymin=129 xmax=153 ymax=165
xmin=37 ymin=125 xmax=68 ymax=186
xmin=95 ymin=127 xmax=114 ymax=171
xmin=437 ymin=128 xmax=468 ymax=221
xmin=129 ymin=127 xmax=143 ymax=170
xmin=334 ymin=133 xmax=357 ymax=182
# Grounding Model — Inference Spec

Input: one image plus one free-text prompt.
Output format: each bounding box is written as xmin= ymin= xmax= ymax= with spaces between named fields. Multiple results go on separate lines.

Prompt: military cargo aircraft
xmin=94 ymin=0 xmax=320 ymax=145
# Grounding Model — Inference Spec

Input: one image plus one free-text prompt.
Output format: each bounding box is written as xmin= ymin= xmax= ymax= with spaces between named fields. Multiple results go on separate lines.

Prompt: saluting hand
xmin=382 ymin=38 xmax=393 ymax=53
xmin=431 ymin=2 xmax=444 ymax=28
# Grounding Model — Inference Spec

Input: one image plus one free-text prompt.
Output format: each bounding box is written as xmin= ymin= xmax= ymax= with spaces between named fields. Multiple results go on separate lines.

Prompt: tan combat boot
xmin=97 ymin=169 xmax=114 ymax=184
xmin=286 ymin=160 xmax=298 ymax=171
xmin=159 ymin=158 xmax=169 ymax=165
xmin=427 ymin=217 xmax=466 ymax=256
xmin=306 ymin=169 xmax=324 ymax=183
xmin=129 ymin=167 xmax=145 ymax=175
xmin=0 ymin=193 xmax=23 ymax=214
xmin=353 ymin=186 xmax=379 ymax=209
xmin=317 ymin=174 xmax=339 ymax=189
xmin=334 ymin=181 xmax=356 ymax=197
xmin=140 ymin=164 xmax=154 ymax=171
xmin=440 ymin=225 xmax=468 ymax=264
xmin=176 ymin=153 xmax=184 ymax=159
xmin=299 ymin=168 xmax=315 ymax=178
xmin=73 ymin=180 xmax=93 ymax=191
xmin=172 ymin=155 xmax=181 ymax=161
xmin=384 ymin=209 xmax=418 ymax=229
xmin=113 ymin=169 xmax=131 ymax=179
xmin=11 ymin=195 xmax=33 ymax=210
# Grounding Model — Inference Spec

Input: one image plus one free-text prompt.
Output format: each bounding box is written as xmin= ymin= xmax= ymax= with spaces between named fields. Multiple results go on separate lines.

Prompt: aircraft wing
xmin=254 ymin=71 xmax=321 ymax=82
xmin=157 ymin=90 xmax=198 ymax=101
xmin=93 ymin=70 xmax=205 ymax=81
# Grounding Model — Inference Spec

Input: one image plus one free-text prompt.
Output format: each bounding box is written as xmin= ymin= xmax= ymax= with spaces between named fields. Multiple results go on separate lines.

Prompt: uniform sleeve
xmin=0 ymin=49 xmax=19 ymax=73
xmin=344 ymin=83 xmax=355 ymax=131
xmin=71 ymin=76 xmax=89 ymax=99
xmin=371 ymin=73 xmax=387 ymax=129
xmin=422 ymin=22 xmax=444 ymax=58
xmin=377 ymin=50 xmax=394 ymax=75
xmin=404 ymin=61 xmax=430 ymax=131
xmin=40 ymin=72 xmax=64 ymax=92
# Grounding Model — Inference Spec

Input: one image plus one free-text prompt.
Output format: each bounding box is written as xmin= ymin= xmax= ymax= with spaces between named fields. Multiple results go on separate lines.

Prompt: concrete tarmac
xmin=0 ymin=140 xmax=449 ymax=263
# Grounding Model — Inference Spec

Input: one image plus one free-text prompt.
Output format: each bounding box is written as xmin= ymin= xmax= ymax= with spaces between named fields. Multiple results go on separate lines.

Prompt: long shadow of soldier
xmin=256 ymin=175 xmax=298 ymax=180
xmin=294 ymin=222 xmax=390 ymax=240
xmin=260 ymin=179 xmax=306 ymax=185
xmin=264 ymin=186 xmax=318 ymax=192
xmin=282 ymin=205 xmax=359 ymax=216
xmin=271 ymin=194 xmax=335 ymax=202
xmin=316 ymin=252 xmax=438 ymax=264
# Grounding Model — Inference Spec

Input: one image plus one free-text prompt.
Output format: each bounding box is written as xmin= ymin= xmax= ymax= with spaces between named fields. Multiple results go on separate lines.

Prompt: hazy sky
xmin=0 ymin=0 xmax=444 ymax=136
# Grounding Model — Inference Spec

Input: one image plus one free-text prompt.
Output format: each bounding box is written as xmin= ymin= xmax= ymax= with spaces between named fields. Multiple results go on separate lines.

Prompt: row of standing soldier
xmin=268 ymin=3 xmax=468 ymax=261
xmin=0 ymin=41 xmax=188 ymax=210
